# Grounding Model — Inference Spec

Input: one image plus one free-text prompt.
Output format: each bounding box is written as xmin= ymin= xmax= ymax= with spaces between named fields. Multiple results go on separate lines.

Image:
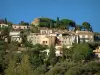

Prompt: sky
xmin=0 ymin=0 xmax=100 ymax=32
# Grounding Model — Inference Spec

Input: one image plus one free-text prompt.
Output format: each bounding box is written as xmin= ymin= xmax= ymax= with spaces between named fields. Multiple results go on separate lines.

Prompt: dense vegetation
xmin=0 ymin=39 xmax=100 ymax=75
xmin=32 ymin=17 xmax=93 ymax=31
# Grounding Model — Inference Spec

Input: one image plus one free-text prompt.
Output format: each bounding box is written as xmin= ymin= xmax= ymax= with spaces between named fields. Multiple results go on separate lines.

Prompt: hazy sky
xmin=0 ymin=0 xmax=100 ymax=32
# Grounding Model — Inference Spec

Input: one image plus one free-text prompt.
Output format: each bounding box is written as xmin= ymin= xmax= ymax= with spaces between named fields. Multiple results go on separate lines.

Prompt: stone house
xmin=12 ymin=25 xmax=30 ymax=30
xmin=9 ymin=31 xmax=22 ymax=43
xmin=76 ymin=31 xmax=94 ymax=43
xmin=0 ymin=24 xmax=8 ymax=28
xmin=93 ymin=46 xmax=100 ymax=59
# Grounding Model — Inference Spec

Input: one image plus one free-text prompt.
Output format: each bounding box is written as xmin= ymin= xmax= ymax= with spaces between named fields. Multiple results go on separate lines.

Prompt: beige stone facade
xmin=27 ymin=33 xmax=40 ymax=45
xmin=27 ymin=28 xmax=94 ymax=48
xmin=27 ymin=29 xmax=77 ymax=47
xmin=31 ymin=18 xmax=40 ymax=26
xmin=12 ymin=25 xmax=30 ymax=30
xmin=27 ymin=33 xmax=56 ymax=46
xmin=76 ymin=31 xmax=94 ymax=43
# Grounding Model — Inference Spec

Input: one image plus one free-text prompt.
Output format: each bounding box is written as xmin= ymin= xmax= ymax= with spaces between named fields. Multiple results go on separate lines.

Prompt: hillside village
xmin=0 ymin=18 xmax=98 ymax=53
xmin=0 ymin=17 xmax=100 ymax=75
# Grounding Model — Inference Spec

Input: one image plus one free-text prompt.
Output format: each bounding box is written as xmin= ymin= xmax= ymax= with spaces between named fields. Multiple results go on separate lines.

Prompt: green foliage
xmin=7 ymin=42 xmax=18 ymax=51
xmin=82 ymin=22 xmax=91 ymax=31
xmin=55 ymin=18 xmax=76 ymax=30
xmin=19 ymin=21 xmax=29 ymax=25
xmin=48 ymin=45 xmax=56 ymax=59
xmin=28 ymin=44 xmax=47 ymax=69
xmin=75 ymin=25 xmax=82 ymax=31
xmin=48 ymin=45 xmax=57 ymax=66
xmin=4 ymin=18 xmax=7 ymax=24
xmin=5 ymin=56 xmax=17 ymax=75
xmin=25 ymin=41 xmax=33 ymax=48
xmin=60 ymin=19 xmax=70 ymax=29
xmin=30 ymin=44 xmax=48 ymax=52
xmin=65 ymin=66 xmax=81 ymax=75
xmin=17 ymin=54 xmax=33 ymax=75
xmin=38 ymin=17 xmax=55 ymax=28
xmin=0 ymin=40 xmax=6 ymax=74
xmin=20 ymin=30 xmax=28 ymax=44
xmin=62 ymin=46 xmax=74 ymax=61
xmin=30 ymin=24 xmax=39 ymax=33
xmin=72 ymin=43 xmax=93 ymax=61
xmin=39 ymin=22 xmax=50 ymax=27
xmin=1 ymin=26 xmax=10 ymax=36
xmin=55 ymin=17 xmax=60 ymax=28
xmin=45 ymin=66 xmax=63 ymax=75
xmin=1 ymin=40 xmax=100 ymax=75
xmin=82 ymin=61 xmax=100 ymax=73
xmin=33 ymin=65 xmax=48 ymax=75
xmin=29 ymin=52 xmax=43 ymax=69
xmin=61 ymin=19 xmax=75 ymax=27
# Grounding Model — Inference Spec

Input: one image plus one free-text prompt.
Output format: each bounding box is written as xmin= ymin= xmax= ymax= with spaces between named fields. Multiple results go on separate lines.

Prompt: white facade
xmin=9 ymin=31 xmax=22 ymax=43
xmin=12 ymin=25 xmax=30 ymax=30
xmin=42 ymin=49 xmax=62 ymax=57
xmin=10 ymin=31 xmax=20 ymax=36
xmin=40 ymin=29 xmax=53 ymax=34
xmin=56 ymin=34 xmax=77 ymax=46
xmin=93 ymin=46 xmax=100 ymax=59
xmin=0 ymin=24 xmax=8 ymax=28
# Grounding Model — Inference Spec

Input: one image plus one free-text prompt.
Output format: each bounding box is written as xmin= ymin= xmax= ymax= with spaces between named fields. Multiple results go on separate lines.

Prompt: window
xmin=85 ymin=35 xmax=88 ymax=38
xmin=14 ymin=26 xmax=16 ymax=28
xmin=19 ymin=27 xmax=21 ymax=29
xmin=43 ymin=41 xmax=47 ymax=44
xmin=91 ymin=36 xmax=93 ymax=38
xmin=15 ymin=38 xmax=17 ymax=41
xmin=80 ymin=35 xmax=82 ymax=38
xmin=2 ymin=25 xmax=4 ymax=27
xmin=35 ymin=37 xmax=36 ymax=39
xmin=49 ymin=30 xmax=52 ymax=33
xmin=45 ymin=41 xmax=47 ymax=43
xmin=19 ymin=38 xmax=21 ymax=40
xmin=36 ymin=37 xmax=38 ymax=39
xmin=43 ymin=41 xmax=45 ymax=44
xmin=43 ymin=31 xmax=46 ymax=34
